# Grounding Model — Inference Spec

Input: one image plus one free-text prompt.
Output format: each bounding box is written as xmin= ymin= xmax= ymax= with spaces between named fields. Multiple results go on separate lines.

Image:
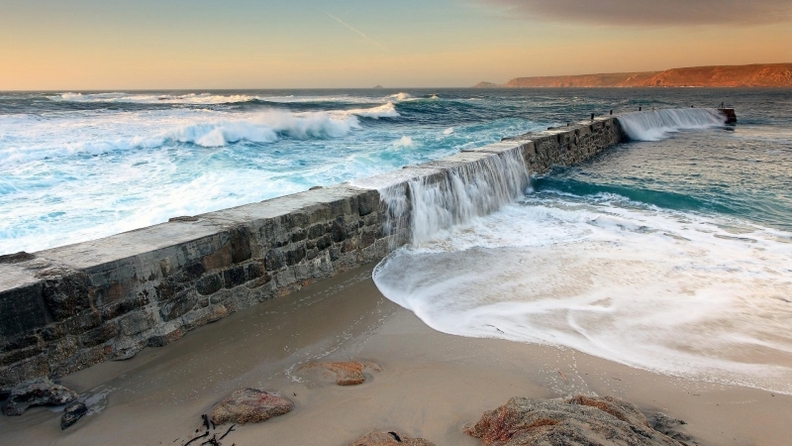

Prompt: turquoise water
xmin=3 ymin=88 xmax=789 ymax=253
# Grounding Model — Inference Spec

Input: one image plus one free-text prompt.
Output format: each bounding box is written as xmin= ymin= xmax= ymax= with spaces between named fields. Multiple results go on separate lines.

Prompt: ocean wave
xmin=50 ymin=92 xmax=386 ymax=107
xmin=0 ymin=108 xmax=379 ymax=164
xmin=342 ymin=102 xmax=400 ymax=119
xmin=170 ymin=111 xmax=360 ymax=147
xmin=51 ymin=92 xmax=259 ymax=105
xmin=387 ymin=92 xmax=413 ymax=101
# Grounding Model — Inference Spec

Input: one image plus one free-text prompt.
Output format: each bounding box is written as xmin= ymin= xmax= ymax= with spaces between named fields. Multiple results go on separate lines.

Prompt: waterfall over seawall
xmin=617 ymin=108 xmax=727 ymax=141
xmin=379 ymin=148 xmax=529 ymax=246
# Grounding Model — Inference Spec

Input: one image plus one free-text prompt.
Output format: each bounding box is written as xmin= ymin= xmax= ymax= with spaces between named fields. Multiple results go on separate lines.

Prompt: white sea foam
xmin=388 ymin=92 xmax=413 ymax=101
xmin=373 ymin=197 xmax=792 ymax=394
xmin=343 ymin=102 xmax=400 ymax=119
xmin=618 ymin=108 xmax=726 ymax=141
xmin=393 ymin=136 xmax=415 ymax=148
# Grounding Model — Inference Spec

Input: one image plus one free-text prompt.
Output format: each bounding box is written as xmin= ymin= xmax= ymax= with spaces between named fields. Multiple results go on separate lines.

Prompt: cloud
xmin=480 ymin=0 xmax=792 ymax=26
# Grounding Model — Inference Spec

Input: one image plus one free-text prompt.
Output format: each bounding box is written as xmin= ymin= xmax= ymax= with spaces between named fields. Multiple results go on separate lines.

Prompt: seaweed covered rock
xmin=1 ymin=379 xmax=77 ymax=416
xmin=465 ymin=395 xmax=689 ymax=446
xmin=210 ymin=388 xmax=293 ymax=425
xmin=348 ymin=431 xmax=436 ymax=446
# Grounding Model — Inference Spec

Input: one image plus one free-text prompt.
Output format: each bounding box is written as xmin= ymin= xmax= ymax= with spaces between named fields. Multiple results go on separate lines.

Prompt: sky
xmin=1 ymin=0 xmax=791 ymax=89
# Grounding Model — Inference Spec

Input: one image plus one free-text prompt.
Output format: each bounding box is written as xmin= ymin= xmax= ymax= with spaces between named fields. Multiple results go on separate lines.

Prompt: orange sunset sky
xmin=1 ymin=0 xmax=791 ymax=89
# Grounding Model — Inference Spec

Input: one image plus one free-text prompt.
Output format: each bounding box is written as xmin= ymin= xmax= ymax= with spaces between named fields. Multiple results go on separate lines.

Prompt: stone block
xmin=100 ymin=291 xmax=150 ymax=320
xmin=51 ymin=346 xmax=106 ymax=378
xmin=147 ymin=328 xmax=184 ymax=348
xmin=229 ymin=226 xmax=253 ymax=263
xmin=0 ymin=345 xmax=44 ymax=368
xmin=223 ymin=265 xmax=247 ymax=288
xmin=202 ymin=243 xmax=233 ymax=271
xmin=0 ymin=356 xmax=49 ymax=391
xmin=81 ymin=322 xmax=120 ymax=348
xmin=245 ymin=261 xmax=266 ymax=280
xmin=291 ymin=228 xmax=307 ymax=243
xmin=264 ymin=249 xmax=285 ymax=271
xmin=0 ymin=283 xmax=48 ymax=339
xmin=307 ymin=223 xmax=325 ymax=240
xmin=283 ymin=246 xmax=306 ymax=266
xmin=119 ymin=312 xmax=155 ymax=336
xmin=63 ymin=310 xmax=102 ymax=335
xmin=39 ymin=270 xmax=92 ymax=322
xmin=159 ymin=290 xmax=198 ymax=321
xmin=47 ymin=336 xmax=79 ymax=363
xmin=330 ymin=217 xmax=349 ymax=243
xmin=0 ymin=334 xmax=41 ymax=355
xmin=195 ymin=274 xmax=223 ymax=295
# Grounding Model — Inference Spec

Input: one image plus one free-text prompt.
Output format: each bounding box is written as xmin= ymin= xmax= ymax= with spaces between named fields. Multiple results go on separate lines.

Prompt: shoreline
xmin=1 ymin=264 xmax=789 ymax=446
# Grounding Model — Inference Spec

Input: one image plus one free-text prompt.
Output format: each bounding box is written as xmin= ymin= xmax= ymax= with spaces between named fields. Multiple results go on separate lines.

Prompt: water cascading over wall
xmin=378 ymin=148 xmax=529 ymax=247
xmin=617 ymin=108 xmax=727 ymax=141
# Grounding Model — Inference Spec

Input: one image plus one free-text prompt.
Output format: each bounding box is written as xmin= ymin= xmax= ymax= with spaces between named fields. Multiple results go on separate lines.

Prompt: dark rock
xmin=0 ymin=356 xmax=49 ymax=391
xmin=650 ymin=412 xmax=698 ymax=445
xmin=100 ymin=292 xmax=150 ymax=320
xmin=195 ymin=274 xmax=223 ymax=295
xmin=465 ymin=395 xmax=688 ymax=446
xmin=264 ymin=249 xmax=285 ymax=271
xmin=331 ymin=218 xmax=348 ymax=242
xmin=118 ymin=312 xmax=155 ymax=337
xmin=307 ymin=223 xmax=325 ymax=240
xmin=147 ymin=328 xmax=184 ymax=347
xmin=283 ymin=246 xmax=306 ymax=266
xmin=0 ymin=282 xmax=49 ymax=339
xmin=210 ymin=388 xmax=293 ymax=425
xmin=61 ymin=400 xmax=88 ymax=430
xmin=159 ymin=290 xmax=198 ymax=321
xmin=0 ymin=252 xmax=35 ymax=264
xmin=349 ymin=431 xmax=436 ymax=446
xmin=40 ymin=270 xmax=92 ymax=321
xmin=300 ymin=361 xmax=381 ymax=386
xmin=80 ymin=322 xmax=120 ymax=348
xmin=229 ymin=227 xmax=253 ymax=263
xmin=223 ymin=265 xmax=247 ymax=288
xmin=1 ymin=379 xmax=77 ymax=416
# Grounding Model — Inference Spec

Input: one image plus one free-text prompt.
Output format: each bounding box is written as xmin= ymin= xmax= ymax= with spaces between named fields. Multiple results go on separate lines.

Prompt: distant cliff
xmin=475 ymin=63 xmax=792 ymax=88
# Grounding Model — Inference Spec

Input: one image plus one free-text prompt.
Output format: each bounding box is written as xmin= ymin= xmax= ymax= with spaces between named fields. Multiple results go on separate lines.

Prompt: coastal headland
xmin=474 ymin=63 xmax=792 ymax=88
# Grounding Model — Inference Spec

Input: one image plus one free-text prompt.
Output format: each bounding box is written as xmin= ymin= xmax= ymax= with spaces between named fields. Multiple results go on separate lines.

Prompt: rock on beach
xmin=465 ymin=395 xmax=689 ymax=446
xmin=210 ymin=388 xmax=293 ymax=425
xmin=1 ymin=379 xmax=77 ymax=417
xmin=300 ymin=360 xmax=382 ymax=386
xmin=348 ymin=431 xmax=436 ymax=446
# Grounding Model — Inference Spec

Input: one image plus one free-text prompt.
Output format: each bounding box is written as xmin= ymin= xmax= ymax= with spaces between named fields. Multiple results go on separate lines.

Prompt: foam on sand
xmin=373 ymin=195 xmax=792 ymax=395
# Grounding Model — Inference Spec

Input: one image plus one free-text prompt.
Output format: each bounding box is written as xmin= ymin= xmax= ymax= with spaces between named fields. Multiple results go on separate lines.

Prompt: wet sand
xmin=1 ymin=264 xmax=790 ymax=446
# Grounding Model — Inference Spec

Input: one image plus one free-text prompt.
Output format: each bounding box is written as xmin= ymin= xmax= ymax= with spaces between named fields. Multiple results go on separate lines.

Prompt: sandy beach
xmin=1 ymin=263 xmax=790 ymax=446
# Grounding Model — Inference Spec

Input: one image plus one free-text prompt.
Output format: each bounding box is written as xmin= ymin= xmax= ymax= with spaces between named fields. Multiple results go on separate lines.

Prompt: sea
xmin=1 ymin=88 xmax=791 ymax=395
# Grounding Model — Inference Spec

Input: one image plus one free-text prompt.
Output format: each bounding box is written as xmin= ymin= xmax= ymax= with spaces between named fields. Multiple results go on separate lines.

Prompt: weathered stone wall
xmin=0 ymin=116 xmax=625 ymax=391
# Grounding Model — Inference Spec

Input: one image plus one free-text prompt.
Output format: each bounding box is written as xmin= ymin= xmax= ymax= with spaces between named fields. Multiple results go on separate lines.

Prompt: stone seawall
xmin=0 ymin=116 xmax=625 ymax=391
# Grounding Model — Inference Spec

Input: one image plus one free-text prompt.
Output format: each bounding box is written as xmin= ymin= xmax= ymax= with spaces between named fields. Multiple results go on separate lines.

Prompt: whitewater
xmin=2 ymin=87 xmax=792 ymax=397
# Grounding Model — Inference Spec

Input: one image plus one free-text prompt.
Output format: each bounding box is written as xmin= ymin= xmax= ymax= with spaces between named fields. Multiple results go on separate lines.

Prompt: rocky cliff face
xmin=477 ymin=63 xmax=792 ymax=88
